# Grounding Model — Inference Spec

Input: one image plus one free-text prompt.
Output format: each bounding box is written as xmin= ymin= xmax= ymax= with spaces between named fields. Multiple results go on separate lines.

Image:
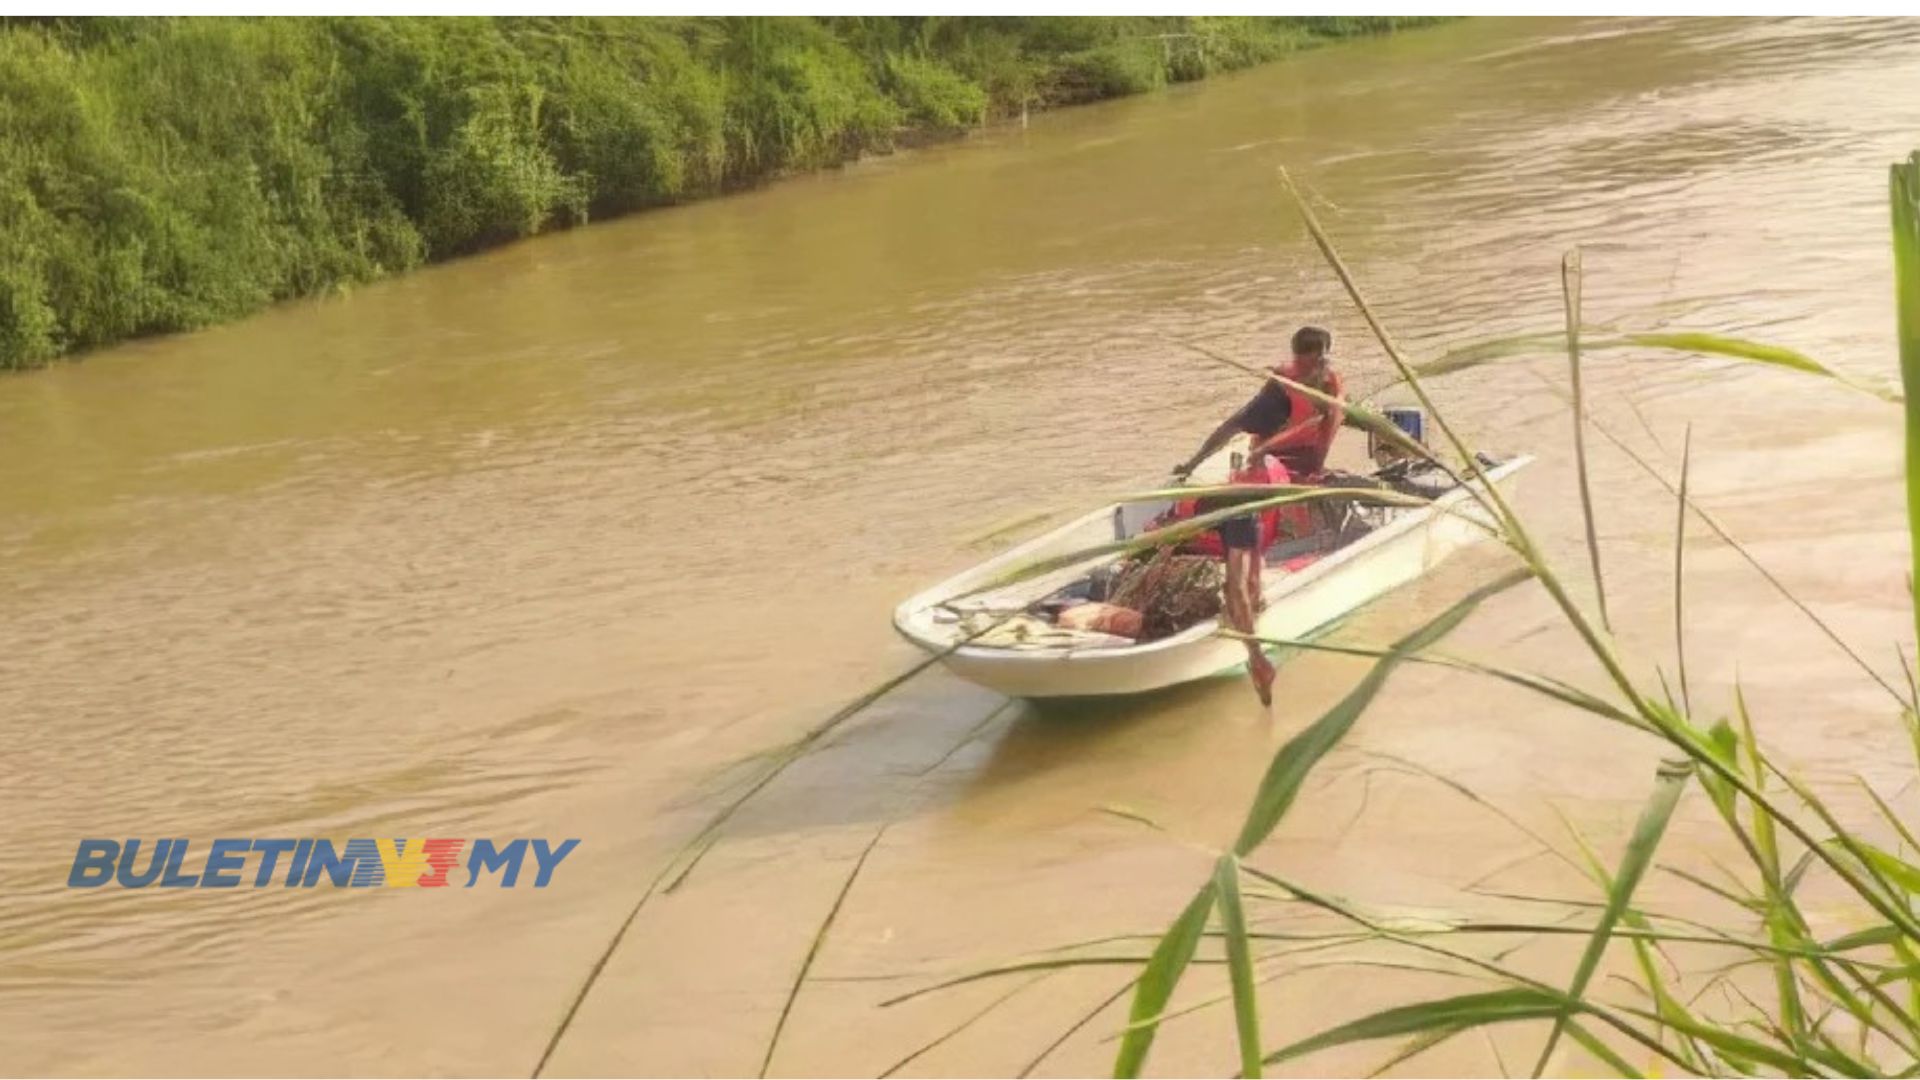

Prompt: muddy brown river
xmin=6 ymin=16 xmax=1920 ymax=1077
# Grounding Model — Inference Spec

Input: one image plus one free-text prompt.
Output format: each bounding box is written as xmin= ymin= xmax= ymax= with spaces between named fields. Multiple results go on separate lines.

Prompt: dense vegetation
xmin=0 ymin=16 xmax=1424 ymax=371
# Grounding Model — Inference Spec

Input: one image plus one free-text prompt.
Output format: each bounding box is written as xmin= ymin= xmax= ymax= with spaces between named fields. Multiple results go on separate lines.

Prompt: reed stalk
xmin=1675 ymin=424 xmax=1693 ymax=715
xmin=1563 ymin=247 xmax=1612 ymax=633
xmin=1895 ymin=152 xmax=1920 ymax=655
xmin=760 ymin=825 xmax=888 ymax=1077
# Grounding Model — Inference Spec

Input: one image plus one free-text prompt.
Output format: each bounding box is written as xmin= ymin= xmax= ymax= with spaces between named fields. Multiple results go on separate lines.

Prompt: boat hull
xmin=896 ymin=457 xmax=1529 ymax=699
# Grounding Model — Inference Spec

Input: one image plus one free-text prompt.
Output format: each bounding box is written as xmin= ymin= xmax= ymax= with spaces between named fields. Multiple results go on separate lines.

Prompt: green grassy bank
xmin=0 ymin=16 xmax=1431 ymax=372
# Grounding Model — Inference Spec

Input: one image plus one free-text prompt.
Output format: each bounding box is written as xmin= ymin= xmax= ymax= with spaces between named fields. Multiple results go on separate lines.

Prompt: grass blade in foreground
xmin=1674 ymin=425 xmax=1693 ymax=715
xmin=760 ymin=826 xmax=888 ymax=1078
xmin=1214 ymin=856 xmax=1264 ymax=1078
xmin=1233 ymin=567 xmax=1533 ymax=855
xmin=1530 ymin=757 xmax=1692 ymax=1076
xmin=1563 ymin=247 xmax=1611 ymax=633
xmin=1366 ymin=1026 xmax=1470 ymax=1078
xmin=1114 ymin=569 xmax=1531 ymax=1077
xmin=1566 ymin=1020 xmax=1645 ymax=1078
xmin=879 ymin=973 xmax=1051 ymax=1078
xmin=1619 ymin=331 xmax=1902 ymax=403
xmin=1401 ymin=329 xmax=1902 ymax=403
xmin=1894 ymin=151 xmax=1920 ymax=655
xmin=1113 ymin=885 xmax=1216 ymax=1078
xmin=1262 ymin=988 xmax=1565 ymax=1067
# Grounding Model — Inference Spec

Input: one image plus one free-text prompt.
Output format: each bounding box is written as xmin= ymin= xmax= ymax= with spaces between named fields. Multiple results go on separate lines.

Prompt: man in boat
xmin=1169 ymin=326 xmax=1347 ymax=706
xmin=1172 ymin=325 xmax=1346 ymax=482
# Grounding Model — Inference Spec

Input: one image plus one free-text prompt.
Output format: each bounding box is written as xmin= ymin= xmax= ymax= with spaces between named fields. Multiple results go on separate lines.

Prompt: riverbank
xmin=0 ymin=16 xmax=1431 ymax=372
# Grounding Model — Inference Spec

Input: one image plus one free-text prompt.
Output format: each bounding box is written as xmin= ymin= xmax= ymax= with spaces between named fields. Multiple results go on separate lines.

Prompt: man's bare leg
xmin=1224 ymin=546 xmax=1275 ymax=706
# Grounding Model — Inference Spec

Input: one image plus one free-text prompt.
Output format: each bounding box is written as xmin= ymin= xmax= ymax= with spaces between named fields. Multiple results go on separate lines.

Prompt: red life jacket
xmin=1172 ymin=455 xmax=1314 ymax=558
xmin=1265 ymin=370 xmax=1341 ymax=477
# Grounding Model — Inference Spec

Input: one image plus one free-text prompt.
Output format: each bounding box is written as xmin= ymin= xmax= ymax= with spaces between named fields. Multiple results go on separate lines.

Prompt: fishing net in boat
xmin=1104 ymin=549 xmax=1224 ymax=641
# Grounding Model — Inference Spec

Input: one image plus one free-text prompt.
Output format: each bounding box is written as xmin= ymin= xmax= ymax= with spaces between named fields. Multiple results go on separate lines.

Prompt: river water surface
xmin=6 ymin=16 xmax=1920 ymax=1077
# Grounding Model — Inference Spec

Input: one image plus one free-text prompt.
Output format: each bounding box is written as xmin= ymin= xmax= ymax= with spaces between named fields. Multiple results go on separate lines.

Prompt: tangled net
xmin=1105 ymin=549 xmax=1225 ymax=641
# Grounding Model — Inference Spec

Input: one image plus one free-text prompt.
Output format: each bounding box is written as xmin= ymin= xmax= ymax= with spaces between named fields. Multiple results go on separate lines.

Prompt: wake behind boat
xmin=893 ymin=446 xmax=1531 ymax=699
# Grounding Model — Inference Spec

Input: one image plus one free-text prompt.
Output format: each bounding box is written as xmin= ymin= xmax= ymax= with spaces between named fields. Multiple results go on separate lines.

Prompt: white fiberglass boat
xmin=893 ymin=449 xmax=1532 ymax=699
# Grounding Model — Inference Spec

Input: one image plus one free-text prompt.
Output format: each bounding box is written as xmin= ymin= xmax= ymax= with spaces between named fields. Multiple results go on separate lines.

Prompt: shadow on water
xmin=700 ymin=666 xmax=1257 ymax=844
xmin=1023 ymin=671 xmax=1244 ymax=722
xmin=961 ymin=674 xmax=1249 ymax=789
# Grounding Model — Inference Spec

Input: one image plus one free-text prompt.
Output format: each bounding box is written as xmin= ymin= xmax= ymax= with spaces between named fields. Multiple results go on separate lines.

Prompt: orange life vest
xmin=1264 ymin=370 xmax=1341 ymax=477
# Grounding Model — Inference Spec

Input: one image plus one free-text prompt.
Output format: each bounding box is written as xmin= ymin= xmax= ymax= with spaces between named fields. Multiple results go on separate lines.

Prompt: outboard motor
xmin=1368 ymin=405 xmax=1456 ymax=499
xmin=1368 ymin=405 xmax=1428 ymax=467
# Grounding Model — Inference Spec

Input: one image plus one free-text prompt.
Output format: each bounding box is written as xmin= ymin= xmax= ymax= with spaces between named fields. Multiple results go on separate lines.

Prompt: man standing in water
xmin=1171 ymin=326 xmax=1346 ymax=705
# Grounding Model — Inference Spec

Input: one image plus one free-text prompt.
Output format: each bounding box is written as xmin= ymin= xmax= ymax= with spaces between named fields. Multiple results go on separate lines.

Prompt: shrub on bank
xmin=0 ymin=16 xmax=1432 ymax=371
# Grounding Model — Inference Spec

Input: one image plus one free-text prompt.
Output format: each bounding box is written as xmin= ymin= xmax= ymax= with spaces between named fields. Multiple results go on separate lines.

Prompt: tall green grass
xmin=0 ymin=16 xmax=1430 ymax=372
xmin=901 ymin=152 xmax=1920 ymax=1077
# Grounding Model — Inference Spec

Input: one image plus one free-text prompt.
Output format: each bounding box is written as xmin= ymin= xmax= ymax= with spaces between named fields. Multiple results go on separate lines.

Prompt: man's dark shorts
xmin=1197 ymin=494 xmax=1261 ymax=551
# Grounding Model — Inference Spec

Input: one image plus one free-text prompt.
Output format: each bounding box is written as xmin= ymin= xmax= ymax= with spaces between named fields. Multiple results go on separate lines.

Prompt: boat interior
xmin=910 ymin=452 xmax=1502 ymax=654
